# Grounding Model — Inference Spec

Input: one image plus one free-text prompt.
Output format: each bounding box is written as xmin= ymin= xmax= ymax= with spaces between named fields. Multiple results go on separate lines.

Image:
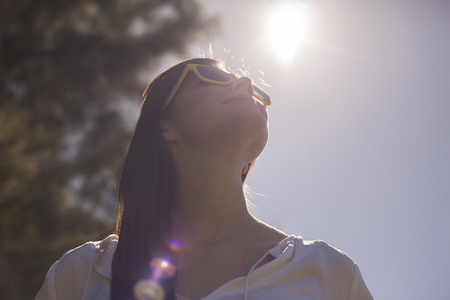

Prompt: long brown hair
xmin=110 ymin=58 xmax=254 ymax=300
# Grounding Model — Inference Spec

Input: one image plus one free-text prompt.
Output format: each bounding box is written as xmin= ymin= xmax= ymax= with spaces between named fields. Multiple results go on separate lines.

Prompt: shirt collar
xmin=93 ymin=234 xmax=117 ymax=279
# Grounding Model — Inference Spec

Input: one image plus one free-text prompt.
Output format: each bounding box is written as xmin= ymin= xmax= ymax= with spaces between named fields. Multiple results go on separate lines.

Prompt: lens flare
xmin=150 ymin=257 xmax=176 ymax=280
xmin=166 ymin=237 xmax=194 ymax=253
xmin=133 ymin=257 xmax=176 ymax=300
xmin=133 ymin=279 xmax=165 ymax=300
xmin=168 ymin=239 xmax=182 ymax=252
xmin=161 ymin=260 xmax=169 ymax=268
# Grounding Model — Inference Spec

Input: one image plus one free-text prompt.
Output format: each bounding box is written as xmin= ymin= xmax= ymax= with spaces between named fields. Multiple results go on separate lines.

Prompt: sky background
xmin=149 ymin=1 xmax=450 ymax=299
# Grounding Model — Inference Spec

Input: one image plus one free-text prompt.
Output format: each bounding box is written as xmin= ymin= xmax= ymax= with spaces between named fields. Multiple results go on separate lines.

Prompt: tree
xmin=0 ymin=0 xmax=215 ymax=298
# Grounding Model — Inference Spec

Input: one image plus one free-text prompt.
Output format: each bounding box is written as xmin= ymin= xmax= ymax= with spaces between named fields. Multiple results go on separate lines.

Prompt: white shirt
xmin=35 ymin=234 xmax=373 ymax=300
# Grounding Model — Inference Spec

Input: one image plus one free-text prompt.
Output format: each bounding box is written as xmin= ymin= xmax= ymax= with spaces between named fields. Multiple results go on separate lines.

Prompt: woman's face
xmin=165 ymin=69 xmax=269 ymax=163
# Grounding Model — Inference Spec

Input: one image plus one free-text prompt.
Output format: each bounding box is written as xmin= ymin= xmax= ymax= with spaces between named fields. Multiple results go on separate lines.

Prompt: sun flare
xmin=267 ymin=1 xmax=311 ymax=62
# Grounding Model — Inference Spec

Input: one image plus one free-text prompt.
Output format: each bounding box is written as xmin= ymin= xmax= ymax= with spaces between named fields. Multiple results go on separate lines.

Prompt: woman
xmin=35 ymin=58 xmax=373 ymax=300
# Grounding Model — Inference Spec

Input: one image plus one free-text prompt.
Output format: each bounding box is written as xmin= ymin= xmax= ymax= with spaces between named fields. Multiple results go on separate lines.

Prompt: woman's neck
xmin=173 ymin=176 xmax=252 ymax=242
xmin=168 ymin=156 xmax=256 ymax=245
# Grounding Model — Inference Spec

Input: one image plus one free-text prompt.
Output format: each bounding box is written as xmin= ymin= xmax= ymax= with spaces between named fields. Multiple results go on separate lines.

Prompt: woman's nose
xmin=231 ymin=76 xmax=253 ymax=96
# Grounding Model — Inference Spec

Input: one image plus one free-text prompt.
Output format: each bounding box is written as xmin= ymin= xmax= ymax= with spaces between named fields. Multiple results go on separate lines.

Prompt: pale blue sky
xmin=183 ymin=1 xmax=449 ymax=299
xmin=148 ymin=0 xmax=449 ymax=299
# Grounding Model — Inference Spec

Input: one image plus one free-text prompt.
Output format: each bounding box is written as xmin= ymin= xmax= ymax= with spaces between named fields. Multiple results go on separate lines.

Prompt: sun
xmin=267 ymin=1 xmax=311 ymax=62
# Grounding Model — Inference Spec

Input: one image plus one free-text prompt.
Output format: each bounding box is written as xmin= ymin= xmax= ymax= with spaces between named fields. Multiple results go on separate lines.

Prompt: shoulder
xmin=53 ymin=234 xmax=118 ymax=276
xmin=35 ymin=234 xmax=118 ymax=300
xmin=289 ymin=237 xmax=373 ymax=299
xmin=294 ymin=237 xmax=355 ymax=264
xmin=290 ymin=237 xmax=356 ymax=278
xmin=250 ymin=236 xmax=372 ymax=299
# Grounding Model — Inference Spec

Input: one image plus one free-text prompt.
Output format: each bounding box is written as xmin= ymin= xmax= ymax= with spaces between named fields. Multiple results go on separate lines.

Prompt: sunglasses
xmin=161 ymin=64 xmax=271 ymax=110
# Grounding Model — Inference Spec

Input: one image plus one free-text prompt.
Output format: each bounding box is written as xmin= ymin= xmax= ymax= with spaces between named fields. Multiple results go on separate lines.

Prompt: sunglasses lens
xmin=253 ymin=85 xmax=270 ymax=105
xmin=197 ymin=66 xmax=231 ymax=83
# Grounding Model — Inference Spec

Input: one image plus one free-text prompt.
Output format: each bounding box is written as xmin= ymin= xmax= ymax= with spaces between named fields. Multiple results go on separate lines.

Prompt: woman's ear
xmin=241 ymin=162 xmax=253 ymax=182
xmin=241 ymin=163 xmax=250 ymax=175
xmin=159 ymin=119 xmax=177 ymax=142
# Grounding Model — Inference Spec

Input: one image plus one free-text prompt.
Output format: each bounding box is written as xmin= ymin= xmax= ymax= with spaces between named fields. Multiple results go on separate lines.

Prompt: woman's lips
xmin=223 ymin=95 xmax=256 ymax=105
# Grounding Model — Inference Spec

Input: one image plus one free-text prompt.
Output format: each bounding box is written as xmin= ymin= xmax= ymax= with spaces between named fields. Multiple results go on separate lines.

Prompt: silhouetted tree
xmin=0 ymin=0 xmax=215 ymax=298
